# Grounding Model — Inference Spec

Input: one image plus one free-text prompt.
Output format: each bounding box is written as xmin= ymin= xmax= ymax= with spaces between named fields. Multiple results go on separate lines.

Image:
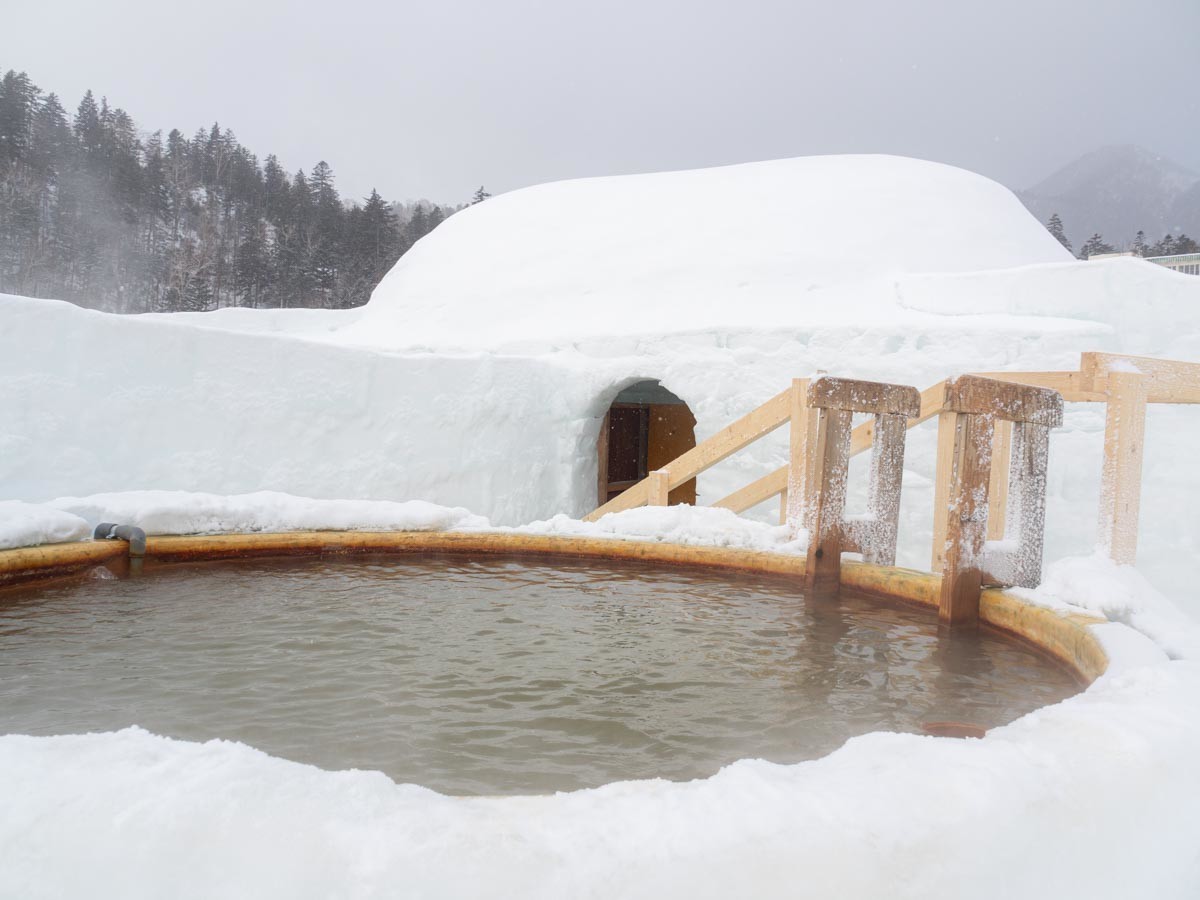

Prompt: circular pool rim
xmin=0 ymin=530 xmax=1109 ymax=687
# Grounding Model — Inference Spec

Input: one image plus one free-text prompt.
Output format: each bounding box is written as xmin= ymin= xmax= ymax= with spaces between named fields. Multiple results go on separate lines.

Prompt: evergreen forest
xmin=0 ymin=68 xmax=464 ymax=313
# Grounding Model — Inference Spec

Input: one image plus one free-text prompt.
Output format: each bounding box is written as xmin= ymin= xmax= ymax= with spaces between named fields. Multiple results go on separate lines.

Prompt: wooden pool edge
xmin=0 ymin=530 xmax=1109 ymax=684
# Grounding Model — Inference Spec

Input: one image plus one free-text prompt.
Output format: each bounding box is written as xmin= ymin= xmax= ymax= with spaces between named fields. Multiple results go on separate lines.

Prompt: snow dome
xmin=346 ymin=155 xmax=1073 ymax=350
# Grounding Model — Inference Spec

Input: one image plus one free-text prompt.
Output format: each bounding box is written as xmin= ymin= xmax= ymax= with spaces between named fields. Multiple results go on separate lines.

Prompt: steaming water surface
xmin=0 ymin=555 xmax=1078 ymax=794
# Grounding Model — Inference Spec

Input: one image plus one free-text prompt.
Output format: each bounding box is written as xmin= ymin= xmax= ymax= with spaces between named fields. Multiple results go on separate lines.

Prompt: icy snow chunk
xmin=0 ymin=501 xmax=90 ymax=550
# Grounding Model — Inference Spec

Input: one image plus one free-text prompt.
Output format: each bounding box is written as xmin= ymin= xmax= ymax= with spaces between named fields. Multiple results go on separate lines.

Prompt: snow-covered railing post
xmin=934 ymin=376 xmax=1063 ymax=627
xmin=801 ymin=377 xmax=920 ymax=601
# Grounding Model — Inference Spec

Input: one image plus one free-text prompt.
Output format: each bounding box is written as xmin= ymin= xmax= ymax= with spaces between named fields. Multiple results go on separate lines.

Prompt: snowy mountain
xmin=1019 ymin=145 xmax=1200 ymax=249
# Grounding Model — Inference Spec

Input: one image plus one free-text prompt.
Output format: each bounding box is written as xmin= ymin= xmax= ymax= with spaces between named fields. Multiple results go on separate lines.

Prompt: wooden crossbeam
xmin=943 ymin=374 xmax=1065 ymax=427
xmin=1082 ymin=352 xmax=1200 ymax=404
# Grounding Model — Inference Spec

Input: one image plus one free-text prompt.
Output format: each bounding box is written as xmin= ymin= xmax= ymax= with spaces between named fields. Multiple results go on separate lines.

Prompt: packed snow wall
xmin=0 ymin=295 xmax=599 ymax=525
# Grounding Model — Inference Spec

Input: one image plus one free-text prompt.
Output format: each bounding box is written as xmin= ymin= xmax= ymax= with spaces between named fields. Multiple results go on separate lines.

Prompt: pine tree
xmin=1175 ymin=235 xmax=1200 ymax=255
xmin=72 ymin=91 xmax=102 ymax=159
xmin=1150 ymin=234 xmax=1177 ymax=257
xmin=235 ymin=217 xmax=271 ymax=307
xmin=471 ymin=185 xmax=491 ymax=204
xmin=0 ymin=70 xmax=37 ymax=164
xmin=358 ymin=188 xmax=398 ymax=272
xmin=1132 ymin=230 xmax=1147 ymax=257
xmin=29 ymin=93 xmax=70 ymax=169
xmin=1080 ymin=233 xmax=1115 ymax=259
xmin=1045 ymin=213 xmax=1072 ymax=253
xmin=308 ymin=161 xmax=343 ymax=303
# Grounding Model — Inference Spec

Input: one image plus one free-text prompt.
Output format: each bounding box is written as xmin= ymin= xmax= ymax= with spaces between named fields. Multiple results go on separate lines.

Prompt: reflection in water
xmin=0 ymin=555 xmax=1078 ymax=795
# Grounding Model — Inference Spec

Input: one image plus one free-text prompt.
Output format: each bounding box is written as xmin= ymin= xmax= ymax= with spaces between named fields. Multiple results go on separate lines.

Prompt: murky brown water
xmin=0 ymin=555 xmax=1078 ymax=794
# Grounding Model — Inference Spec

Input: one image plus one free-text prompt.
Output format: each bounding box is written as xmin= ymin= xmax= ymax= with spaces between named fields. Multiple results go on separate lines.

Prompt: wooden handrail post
xmin=647 ymin=469 xmax=670 ymax=506
xmin=930 ymin=405 xmax=956 ymax=572
xmin=1007 ymin=421 xmax=1052 ymax=586
xmin=860 ymin=411 xmax=909 ymax=566
xmin=802 ymin=405 xmax=853 ymax=599
xmin=784 ymin=378 xmax=811 ymax=536
xmin=801 ymin=377 xmax=920 ymax=600
xmin=935 ymin=376 xmax=1063 ymax=626
xmin=1098 ymin=370 xmax=1148 ymax=565
xmin=937 ymin=409 xmax=994 ymax=626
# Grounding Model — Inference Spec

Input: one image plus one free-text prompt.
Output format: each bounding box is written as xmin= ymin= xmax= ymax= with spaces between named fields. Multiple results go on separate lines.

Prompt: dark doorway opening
xmin=597 ymin=381 xmax=697 ymax=506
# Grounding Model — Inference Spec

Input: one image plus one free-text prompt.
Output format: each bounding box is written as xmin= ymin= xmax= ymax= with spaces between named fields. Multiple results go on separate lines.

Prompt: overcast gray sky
xmin=4 ymin=0 xmax=1198 ymax=204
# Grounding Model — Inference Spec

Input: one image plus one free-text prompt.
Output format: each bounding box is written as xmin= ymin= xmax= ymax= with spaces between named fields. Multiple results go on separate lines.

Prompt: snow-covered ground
xmin=1 ymin=525 xmax=1198 ymax=899
xmin=4 ymin=155 xmax=1200 ymax=896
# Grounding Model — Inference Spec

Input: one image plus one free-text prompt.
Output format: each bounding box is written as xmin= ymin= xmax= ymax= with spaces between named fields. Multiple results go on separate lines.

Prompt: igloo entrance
xmin=597 ymin=381 xmax=696 ymax=506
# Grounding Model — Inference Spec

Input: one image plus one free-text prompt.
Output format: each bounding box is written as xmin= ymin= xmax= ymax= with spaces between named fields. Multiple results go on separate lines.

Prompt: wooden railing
xmin=585 ymin=352 xmax=1200 ymax=625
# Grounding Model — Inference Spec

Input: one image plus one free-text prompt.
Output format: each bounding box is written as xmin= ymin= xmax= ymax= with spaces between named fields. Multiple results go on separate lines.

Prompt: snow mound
xmin=1014 ymin=552 xmax=1200 ymax=662
xmin=348 ymin=155 xmax=1072 ymax=349
xmin=0 ymin=501 xmax=90 ymax=550
xmin=4 ymin=658 xmax=1200 ymax=899
xmin=519 ymin=504 xmax=807 ymax=553
xmin=47 ymin=491 xmax=488 ymax=537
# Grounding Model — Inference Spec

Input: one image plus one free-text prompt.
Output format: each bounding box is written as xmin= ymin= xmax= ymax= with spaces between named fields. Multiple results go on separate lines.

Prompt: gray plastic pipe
xmin=93 ymin=523 xmax=147 ymax=557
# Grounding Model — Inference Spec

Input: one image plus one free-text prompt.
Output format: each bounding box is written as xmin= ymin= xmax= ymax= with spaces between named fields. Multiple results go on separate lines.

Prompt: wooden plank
xmin=584 ymin=479 xmax=650 ymax=521
xmin=785 ymin=378 xmax=811 ymax=533
xmin=939 ymin=412 xmax=995 ymax=626
xmin=807 ymin=377 xmax=921 ymax=417
xmin=1098 ymin=371 xmax=1148 ymax=565
xmin=944 ymin=374 xmax=1064 ymax=426
xmin=972 ymin=370 xmax=1105 ymax=403
xmin=803 ymin=407 xmax=853 ymax=600
xmin=1082 ymin=352 xmax=1200 ymax=404
xmin=930 ymin=410 xmax=957 ymax=572
xmin=661 ymin=387 xmax=791 ymax=489
xmin=712 ymin=467 xmax=788 ymax=514
xmin=986 ymin=419 xmax=1012 ymax=541
xmin=583 ymin=387 xmax=791 ymax=521
xmin=647 ymin=469 xmax=669 ymax=506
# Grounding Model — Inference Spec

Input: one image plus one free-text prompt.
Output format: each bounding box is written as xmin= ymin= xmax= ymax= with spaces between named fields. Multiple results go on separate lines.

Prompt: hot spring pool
xmin=0 ymin=554 xmax=1078 ymax=794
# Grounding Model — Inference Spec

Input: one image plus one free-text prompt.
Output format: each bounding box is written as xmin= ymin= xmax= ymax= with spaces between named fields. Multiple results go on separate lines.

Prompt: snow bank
xmin=1014 ymin=552 xmax=1200 ymax=662
xmin=47 ymin=490 xmax=488 ymax=536
xmin=0 ymin=500 xmax=89 ymax=550
xmin=517 ymin=504 xmax=808 ymax=553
